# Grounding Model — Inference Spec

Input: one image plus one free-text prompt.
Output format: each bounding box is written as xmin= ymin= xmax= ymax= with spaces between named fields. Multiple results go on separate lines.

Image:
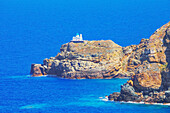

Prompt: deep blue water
xmin=0 ymin=0 xmax=170 ymax=112
xmin=0 ymin=76 xmax=170 ymax=113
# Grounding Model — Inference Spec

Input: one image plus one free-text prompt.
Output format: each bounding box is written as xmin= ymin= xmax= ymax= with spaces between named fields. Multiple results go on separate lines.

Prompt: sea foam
xmin=20 ymin=103 xmax=48 ymax=109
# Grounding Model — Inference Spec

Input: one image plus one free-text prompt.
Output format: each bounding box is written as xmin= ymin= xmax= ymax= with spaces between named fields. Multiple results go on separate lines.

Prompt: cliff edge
xmin=108 ymin=21 xmax=170 ymax=104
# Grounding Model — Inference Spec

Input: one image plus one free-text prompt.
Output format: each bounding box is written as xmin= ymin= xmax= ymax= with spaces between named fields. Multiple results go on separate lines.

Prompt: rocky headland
xmin=30 ymin=21 xmax=170 ymax=103
xmin=108 ymin=21 xmax=170 ymax=104
xmin=30 ymin=40 xmax=126 ymax=79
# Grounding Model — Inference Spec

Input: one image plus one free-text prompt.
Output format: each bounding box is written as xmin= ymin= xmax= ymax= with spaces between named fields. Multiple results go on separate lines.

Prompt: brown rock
xmin=127 ymin=80 xmax=133 ymax=86
xmin=108 ymin=21 xmax=170 ymax=103
xmin=30 ymin=64 xmax=46 ymax=77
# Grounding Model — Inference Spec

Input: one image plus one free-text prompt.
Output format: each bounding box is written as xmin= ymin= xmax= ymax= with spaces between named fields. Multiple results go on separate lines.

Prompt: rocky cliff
xmin=31 ymin=40 xmax=127 ymax=79
xmin=30 ymin=21 xmax=169 ymax=103
xmin=30 ymin=37 xmax=158 ymax=79
xmin=108 ymin=21 xmax=170 ymax=104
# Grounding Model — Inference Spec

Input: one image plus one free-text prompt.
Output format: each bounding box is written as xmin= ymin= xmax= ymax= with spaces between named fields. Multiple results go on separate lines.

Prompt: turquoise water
xmin=0 ymin=76 xmax=169 ymax=113
xmin=0 ymin=0 xmax=170 ymax=112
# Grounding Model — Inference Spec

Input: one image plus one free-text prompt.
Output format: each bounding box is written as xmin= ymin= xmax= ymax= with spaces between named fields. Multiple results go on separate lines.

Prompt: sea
xmin=0 ymin=0 xmax=170 ymax=112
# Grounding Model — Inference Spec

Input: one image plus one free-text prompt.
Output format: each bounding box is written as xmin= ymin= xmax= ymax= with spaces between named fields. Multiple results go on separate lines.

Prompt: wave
xmin=100 ymin=97 xmax=170 ymax=106
xmin=99 ymin=97 xmax=109 ymax=101
xmin=0 ymin=75 xmax=31 ymax=79
xmin=0 ymin=74 xmax=49 ymax=79
xmin=20 ymin=103 xmax=48 ymax=109
xmin=120 ymin=101 xmax=170 ymax=106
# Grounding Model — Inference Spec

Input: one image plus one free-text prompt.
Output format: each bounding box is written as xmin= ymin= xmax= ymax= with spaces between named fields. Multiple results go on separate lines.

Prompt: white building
xmin=72 ymin=33 xmax=83 ymax=42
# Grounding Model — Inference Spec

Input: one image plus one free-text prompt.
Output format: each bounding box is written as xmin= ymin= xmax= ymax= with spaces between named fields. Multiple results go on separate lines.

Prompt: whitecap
xmin=33 ymin=75 xmax=48 ymax=77
xmin=20 ymin=103 xmax=47 ymax=109
xmin=1 ymin=75 xmax=30 ymax=79
xmin=120 ymin=101 xmax=170 ymax=106
xmin=99 ymin=97 xmax=109 ymax=101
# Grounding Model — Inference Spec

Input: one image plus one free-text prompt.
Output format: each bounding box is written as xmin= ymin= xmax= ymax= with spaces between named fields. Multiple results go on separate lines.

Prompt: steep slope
xmin=108 ymin=21 xmax=170 ymax=103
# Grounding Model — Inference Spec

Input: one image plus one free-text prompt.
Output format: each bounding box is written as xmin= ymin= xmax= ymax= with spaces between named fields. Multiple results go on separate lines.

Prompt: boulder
xmin=108 ymin=92 xmax=120 ymax=101
xmin=30 ymin=64 xmax=46 ymax=77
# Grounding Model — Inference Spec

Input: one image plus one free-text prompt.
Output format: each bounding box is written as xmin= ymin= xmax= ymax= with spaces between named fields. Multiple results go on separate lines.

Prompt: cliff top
xmin=60 ymin=40 xmax=121 ymax=54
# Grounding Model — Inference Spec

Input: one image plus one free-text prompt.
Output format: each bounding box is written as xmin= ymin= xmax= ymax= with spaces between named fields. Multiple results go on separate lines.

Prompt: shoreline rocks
xmin=30 ymin=64 xmax=46 ymax=77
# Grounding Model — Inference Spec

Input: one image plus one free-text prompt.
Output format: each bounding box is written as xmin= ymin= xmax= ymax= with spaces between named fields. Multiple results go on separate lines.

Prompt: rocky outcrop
xmin=30 ymin=21 xmax=170 ymax=103
xmin=30 ymin=64 xmax=46 ymax=77
xmin=30 ymin=37 xmax=163 ymax=79
xmin=108 ymin=21 xmax=170 ymax=103
xmin=31 ymin=40 xmax=127 ymax=79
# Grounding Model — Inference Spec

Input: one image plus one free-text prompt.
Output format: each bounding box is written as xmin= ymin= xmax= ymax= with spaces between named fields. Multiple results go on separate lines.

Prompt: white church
xmin=71 ymin=33 xmax=84 ymax=43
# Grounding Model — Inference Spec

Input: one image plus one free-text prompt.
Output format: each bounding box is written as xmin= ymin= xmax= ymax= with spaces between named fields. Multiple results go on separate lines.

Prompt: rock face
xmin=31 ymin=35 xmax=167 ymax=80
xmin=108 ymin=21 xmax=170 ymax=103
xmin=30 ymin=64 xmax=45 ymax=77
xmin=31 ymin=40 xmax=127 ymax=79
